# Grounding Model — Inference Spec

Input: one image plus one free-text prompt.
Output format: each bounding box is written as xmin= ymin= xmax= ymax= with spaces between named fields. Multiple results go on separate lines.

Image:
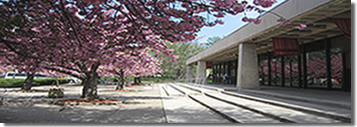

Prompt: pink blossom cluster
xmin=242 ymin=17 xmax=262 ymax=24
xmin=97 ymin=49 xmax=163 ymax=78
xmin=253 ymin=0 xmax=277 ymax=8
xmin=0 ymin=0 xmax=280 ymax=77
xmin=0 ymin=0 xmax=190 ymax=78
xmin=0 ymin=0 xmax=278 ymax=95
xmin=209 ymin=0 xmax=247 ymax=15
xmin=277 ymin=20 xmax=307 ymax=30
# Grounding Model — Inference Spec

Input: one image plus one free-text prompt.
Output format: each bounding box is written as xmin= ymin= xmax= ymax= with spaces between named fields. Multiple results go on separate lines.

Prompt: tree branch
xmin=43 ymin=66 xmax=83 ymax=80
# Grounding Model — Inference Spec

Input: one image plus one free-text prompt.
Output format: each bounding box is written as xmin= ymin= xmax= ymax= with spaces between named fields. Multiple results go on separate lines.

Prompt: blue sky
xmin=196 ymin=0 xmax=287 ymax=43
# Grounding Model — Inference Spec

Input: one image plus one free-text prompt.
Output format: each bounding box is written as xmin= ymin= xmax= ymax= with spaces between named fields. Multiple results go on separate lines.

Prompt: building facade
xmin=186 ymin=0 xmax=351 ymax=91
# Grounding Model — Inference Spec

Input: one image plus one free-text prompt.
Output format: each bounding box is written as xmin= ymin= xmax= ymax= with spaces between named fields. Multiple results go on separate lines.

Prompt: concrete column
xmin=237 ymin=43 xmax=260 ymax=89
xmin=196 ymin=61 xmax=206 ymax=84
xmin=186 ymin=65 xmax=194 ymax=83
xmin=212 ymin=64 xmax=215 ymax=82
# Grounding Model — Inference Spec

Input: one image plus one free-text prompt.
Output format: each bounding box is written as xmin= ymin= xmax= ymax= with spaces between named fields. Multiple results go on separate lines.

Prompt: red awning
xmin=206 ymin=62 xmax=212 ymax=69
xmin=272 ymin=37 xmax=300 ymax=56
xmin=329 ymin=18 xmax=351 ymax=40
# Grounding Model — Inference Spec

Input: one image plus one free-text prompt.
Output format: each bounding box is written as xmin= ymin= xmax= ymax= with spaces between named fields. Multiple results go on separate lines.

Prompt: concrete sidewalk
xmin=158 ymin=83 xmax=230 ymax=123
xmin=201 ymin=83 xmax=351 ymax=106
xmin=0 ymin=84 xmax=167 ymax=123
xmin=0 ymin=83 xmax=230 ymax=123
xmin=195 ymin=83 xmax=352 ymax=119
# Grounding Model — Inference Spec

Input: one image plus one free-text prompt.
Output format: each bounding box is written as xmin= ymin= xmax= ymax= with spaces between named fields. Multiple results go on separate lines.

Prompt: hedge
xmin=0 ymin=78 xmax=70 ymax=88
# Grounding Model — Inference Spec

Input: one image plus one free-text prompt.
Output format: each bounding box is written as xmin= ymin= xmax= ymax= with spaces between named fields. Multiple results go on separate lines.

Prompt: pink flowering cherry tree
xmin=0 ymin=38 xmax=52 ymax=90
xmin=1 ymin=0 xmax=278 ymax=99
xmin=98 ymin=48 xmax=164 ymax=89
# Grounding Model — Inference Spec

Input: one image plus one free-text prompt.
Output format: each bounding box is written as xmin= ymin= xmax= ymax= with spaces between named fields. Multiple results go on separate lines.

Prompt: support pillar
xmin=260 ymin=56 xmax=265 ymax=86
xmin=302 ymin=44 xmax=308 ymax=88
xmin=196 ymin=61 xmax=206 ymax=85
xmin=268 ymin=52 xmax=272 ymax=86
xmin=289 ymin=60 xmax=293 ymax=87
xmin=186 ymin=65 xmax=194 ymax=83
xmin=213 ymin=64 xmax=216 ymax=83
xmin=298 ymin=53 xmax=302 ymax=88
xmin=325 ymin=38 xmax=332 ymax=90
xmin=218 ymin=63 xmax=222 ymax=83
xmin=237 ymin=43 xmax=260 ymax=89
xmin=281 ymin=56 xmax=285 ymax=87
xmin=227 ymin=62 xmax=232 ymax=84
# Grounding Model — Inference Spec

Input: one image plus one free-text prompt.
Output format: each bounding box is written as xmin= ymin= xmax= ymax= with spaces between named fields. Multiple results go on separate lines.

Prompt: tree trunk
xmin=22 ymin=73 xmax=35 ymax=90
xmin=116 ymin=69 xmax=125 ymax=90
xmin=126 ymin=77 xmax=132 ymax=86
xmin=134 ymin=77 xmax=137 ymax=84
xmin=176 ymin=68 xmax=181 ymax=82
xmin=55 ymin=76 xmax=59 ymax=86
xmin=134 ymin=77 xmax=139 ymax=84
xmin=81 ymin=72 xmax=99 ymax=99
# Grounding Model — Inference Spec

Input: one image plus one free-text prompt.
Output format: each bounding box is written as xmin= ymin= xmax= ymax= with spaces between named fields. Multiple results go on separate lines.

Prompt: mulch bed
xmin=54 ymin=98 xmax=121 ymax=106
xmin=56 ymin=98 xmax=119 ymax=103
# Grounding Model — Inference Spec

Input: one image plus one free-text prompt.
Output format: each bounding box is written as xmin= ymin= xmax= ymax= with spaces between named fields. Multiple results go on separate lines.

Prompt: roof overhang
xmin=186 ymin=0 xmax=351 ymax=65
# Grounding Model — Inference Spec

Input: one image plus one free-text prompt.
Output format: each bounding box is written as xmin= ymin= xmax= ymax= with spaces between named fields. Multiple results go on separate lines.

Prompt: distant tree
xmin=203 ymin=36 xmax=222 ymax=48
xmin=160 ymin=41 xmax=206 ymax=81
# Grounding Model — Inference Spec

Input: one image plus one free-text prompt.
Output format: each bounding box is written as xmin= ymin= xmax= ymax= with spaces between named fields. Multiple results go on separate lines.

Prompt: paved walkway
xmin=0 ymin=84 xmax=167 ymax=123
xmin=158 ymin=83 xmax=230 ymax=123
xmin=0 ymin=83 xmax=229 ymax=123
xmin=190 ymin=83 xmax=352 ymax=120
xmin=203 ymin=83 xmax=351 ymax=106
xmin=0 ymin=82 xmax=352 ymax=124
xmin=175 ymin=83 xmax=351 ymax=122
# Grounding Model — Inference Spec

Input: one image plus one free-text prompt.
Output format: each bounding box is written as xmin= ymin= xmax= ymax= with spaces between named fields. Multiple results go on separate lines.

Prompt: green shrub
xmin=0 ymin=79 xmax=25 ymax=88
xmin=0 ymin=78 xmax=70 ymax=88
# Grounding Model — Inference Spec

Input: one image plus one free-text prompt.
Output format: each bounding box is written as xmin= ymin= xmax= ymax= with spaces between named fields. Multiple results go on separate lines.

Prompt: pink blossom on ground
xmin=295 ymin=24 xmax=307 ymax=30
xmin=277 ymin=19 xmax=291 ymax=25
